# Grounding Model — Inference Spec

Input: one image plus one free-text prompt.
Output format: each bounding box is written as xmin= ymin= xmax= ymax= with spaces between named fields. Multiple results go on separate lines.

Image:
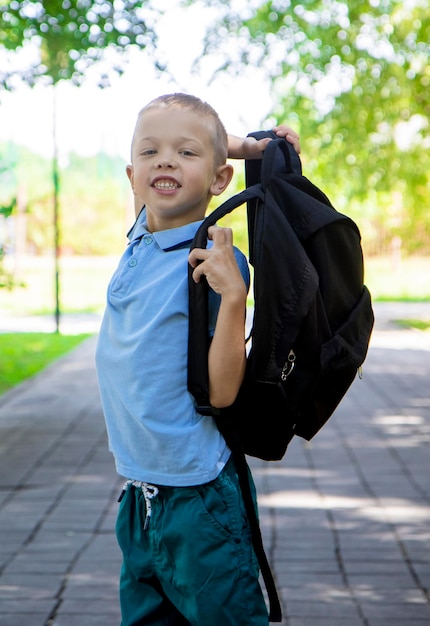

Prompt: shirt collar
xmin=127 ymin=208 xmax=203 ymax=251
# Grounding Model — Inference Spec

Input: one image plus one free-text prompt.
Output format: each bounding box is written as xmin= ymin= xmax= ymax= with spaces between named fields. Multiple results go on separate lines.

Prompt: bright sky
xmin=0 ymin=3 xmax=275 ymax=163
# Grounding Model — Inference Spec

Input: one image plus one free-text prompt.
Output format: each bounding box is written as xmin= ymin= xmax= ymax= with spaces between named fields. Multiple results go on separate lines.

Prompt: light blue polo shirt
xmin=95 ymin=209 xmax=250 ymax=486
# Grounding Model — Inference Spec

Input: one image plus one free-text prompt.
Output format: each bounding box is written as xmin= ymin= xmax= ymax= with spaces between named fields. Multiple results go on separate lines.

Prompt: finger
xmin=208 ymin=225 xmax=233 ymax=247
xmin=273 ymin=125 xmax=301 ymax=154
xmin=188 ymin=247 xmax=209 ymax=268
xmin=273 ymin=125 xmax=300 ymax=140
xmin=256 ymin=137 xmax=273 ymax=153
xmin=288 ymin=136 xmax=301 ymax=154
xmin=242 ymin=136 xmax=272 ymax=159
xmin=191 ymin=263 xmax=206 ymax=283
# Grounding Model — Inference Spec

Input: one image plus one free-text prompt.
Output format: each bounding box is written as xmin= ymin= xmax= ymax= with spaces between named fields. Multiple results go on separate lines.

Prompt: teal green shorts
xmin=115 ymin=457 xmax=269 ymax=625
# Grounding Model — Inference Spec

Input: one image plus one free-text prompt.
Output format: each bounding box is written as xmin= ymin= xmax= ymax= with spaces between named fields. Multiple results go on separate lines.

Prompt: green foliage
xmin=0 ymin=255 xmax=119 ymax=315
xmin=0 ymin=141 xmax=131 ymax=255
xmin=0 ymin=160 xmax=19 ymax=288
xmin=0 ymin=248 xmax=23 ymax=289
xmin=0 ymin=332 xmax=91 ymax=395
xmin=0 ymin=0 xmax=161 ymax=88
xmin=57 ymin=151 xmax=132 ymax=254
xmin=0 ymin=197 xmax=16 ymax=219
xmin=193 ymin=0 xmax=430 ymax=255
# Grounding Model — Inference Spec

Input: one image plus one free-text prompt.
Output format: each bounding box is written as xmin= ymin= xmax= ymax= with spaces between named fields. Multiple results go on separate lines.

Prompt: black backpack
xmin=187 ymin=131 xmax=374 ymax=621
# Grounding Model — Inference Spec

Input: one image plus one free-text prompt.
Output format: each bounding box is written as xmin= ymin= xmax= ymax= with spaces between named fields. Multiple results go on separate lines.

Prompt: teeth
xmin=154 ymin=181 xmax=178 ymax=190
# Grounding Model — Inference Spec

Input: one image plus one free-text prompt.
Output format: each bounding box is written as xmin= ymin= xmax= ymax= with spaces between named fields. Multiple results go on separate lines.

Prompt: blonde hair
xmin=136 ymin=93 xmax=228 ymax=166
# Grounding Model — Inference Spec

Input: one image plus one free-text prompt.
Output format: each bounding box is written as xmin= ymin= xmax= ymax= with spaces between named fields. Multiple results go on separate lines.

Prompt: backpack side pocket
xmin=320 ymin=286 xmax=374 ymax=371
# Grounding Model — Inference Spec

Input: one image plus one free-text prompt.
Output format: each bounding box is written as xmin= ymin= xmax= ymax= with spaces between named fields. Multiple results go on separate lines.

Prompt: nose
xmin=156 ymin=151 xmax=177 ymax=169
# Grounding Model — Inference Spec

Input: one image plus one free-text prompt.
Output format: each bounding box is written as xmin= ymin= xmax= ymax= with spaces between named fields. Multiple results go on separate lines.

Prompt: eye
xmin=141 ymin=148 xmax=157 ymax=156
xmin=180 ymin=149 xmax=196 ymax=156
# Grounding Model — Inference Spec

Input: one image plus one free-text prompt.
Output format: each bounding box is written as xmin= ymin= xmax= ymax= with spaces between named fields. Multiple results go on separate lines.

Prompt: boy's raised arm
xmin=227 ymin=125 xmax=301 ymax=159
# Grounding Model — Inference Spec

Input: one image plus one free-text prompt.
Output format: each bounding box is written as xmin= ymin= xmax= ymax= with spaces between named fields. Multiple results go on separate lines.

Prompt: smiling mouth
xmin=153 ymin=180 xmax=180 ymax=190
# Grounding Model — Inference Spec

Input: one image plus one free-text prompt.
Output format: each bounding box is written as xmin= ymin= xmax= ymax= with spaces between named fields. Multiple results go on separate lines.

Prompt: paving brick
xmin=0 ymin=306 xmax=429 ymax=625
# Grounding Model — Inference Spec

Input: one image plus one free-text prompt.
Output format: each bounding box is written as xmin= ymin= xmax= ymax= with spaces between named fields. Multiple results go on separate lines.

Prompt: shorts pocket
xmin=195 ymin=471 xmax=246 ymax=541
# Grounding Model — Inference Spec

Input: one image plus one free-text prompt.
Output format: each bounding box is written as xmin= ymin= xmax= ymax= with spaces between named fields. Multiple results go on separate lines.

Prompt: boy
xmin=95 ymin=93 xmax=300 ymax=625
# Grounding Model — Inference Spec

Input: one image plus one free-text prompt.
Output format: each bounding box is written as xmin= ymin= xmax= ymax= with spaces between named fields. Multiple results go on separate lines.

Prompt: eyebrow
xmin=138 ymin=136 xmax=202 ymax=144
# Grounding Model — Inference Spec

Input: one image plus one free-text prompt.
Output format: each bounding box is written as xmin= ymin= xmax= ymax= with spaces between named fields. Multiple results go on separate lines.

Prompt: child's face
xmin=127 ymin=107 xmax=232 ymax=231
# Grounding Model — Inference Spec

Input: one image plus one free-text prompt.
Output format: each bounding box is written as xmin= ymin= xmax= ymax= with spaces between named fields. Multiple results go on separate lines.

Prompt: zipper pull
xmin=281 ymin=349 xmax=296 ymax=381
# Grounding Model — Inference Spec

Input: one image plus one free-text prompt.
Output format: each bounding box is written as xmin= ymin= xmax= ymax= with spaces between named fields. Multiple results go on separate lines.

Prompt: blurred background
xmin=1 ymin=0 xmax=429 ymax=335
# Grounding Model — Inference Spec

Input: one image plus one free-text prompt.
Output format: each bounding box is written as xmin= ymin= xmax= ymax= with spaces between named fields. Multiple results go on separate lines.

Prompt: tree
xmin=0 ymin=0 xmax=161 ymax=88
xmin=191 ymin=0 xmax=430 ymax=254
xmin=0 ymin=0 xmax=161 ymax=329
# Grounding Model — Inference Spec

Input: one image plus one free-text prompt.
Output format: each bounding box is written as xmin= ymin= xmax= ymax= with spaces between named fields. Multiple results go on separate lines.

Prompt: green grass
xmin=364 ymin=256 xmax=430 ymax=302
xmin=0 ymin=254 xmax=429 ymax=398
xmin=0 ymin=332 xmax=92 ymax=396
xmin=396 ymin=319 xmax=430 ymax=331
xmin=1 ymin=254 xmax=430 ymax=319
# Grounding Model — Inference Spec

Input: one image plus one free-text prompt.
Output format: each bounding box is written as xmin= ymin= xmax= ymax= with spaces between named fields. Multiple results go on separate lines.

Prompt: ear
xmin=210 ymin=163 xmax=234 ymax=196
xmin=126 ymin=165 xmax=144 ymax=217
xmin=126 ymin=164 xmax=134 ymax=190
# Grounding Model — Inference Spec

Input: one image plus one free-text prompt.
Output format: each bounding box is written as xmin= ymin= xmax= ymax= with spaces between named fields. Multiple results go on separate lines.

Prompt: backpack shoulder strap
xmin=188 ymin=138 xmax=301 ymax=406
xmin=187 ymin=184 xmax=263 ymax=413
xmin=245 ymin=134 xmax=302 ymax=264
xmin=229 ymin=436 xmax=283 ymax=621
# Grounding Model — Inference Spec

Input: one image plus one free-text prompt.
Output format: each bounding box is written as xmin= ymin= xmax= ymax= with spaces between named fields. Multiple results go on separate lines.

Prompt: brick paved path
xmin=0 ymin=303 xmax=429 ymax=625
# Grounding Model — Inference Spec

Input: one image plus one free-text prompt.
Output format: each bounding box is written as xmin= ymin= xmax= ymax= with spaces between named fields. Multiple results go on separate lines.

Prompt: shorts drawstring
xmin=118 ymin=480 xmax=159 ymax=530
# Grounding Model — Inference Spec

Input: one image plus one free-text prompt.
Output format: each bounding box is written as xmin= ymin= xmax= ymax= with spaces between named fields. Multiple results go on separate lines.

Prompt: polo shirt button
xmin=128 ymin=258 xmax=138 ymax=267
xmin=143 ymin=234 xmax=153 ymax=245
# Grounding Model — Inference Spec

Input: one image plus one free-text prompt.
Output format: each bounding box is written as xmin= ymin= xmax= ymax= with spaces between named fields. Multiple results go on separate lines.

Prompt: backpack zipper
xmin=281 ymin=349 xmax=296 ymax=380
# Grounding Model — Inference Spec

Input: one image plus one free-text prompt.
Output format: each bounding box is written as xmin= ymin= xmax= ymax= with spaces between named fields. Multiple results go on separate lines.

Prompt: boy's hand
xmin=227 ymin=125 xmax=300 ymax=160
xmin=188 ymin=226 xmax=247 ymax=303
xmin=272 ymin=125 xmax=301 ymax=155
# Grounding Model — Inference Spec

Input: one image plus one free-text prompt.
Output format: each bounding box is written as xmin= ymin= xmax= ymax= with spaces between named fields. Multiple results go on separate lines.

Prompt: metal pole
xmin=52 ymin=85 xmax=61 ymax=333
